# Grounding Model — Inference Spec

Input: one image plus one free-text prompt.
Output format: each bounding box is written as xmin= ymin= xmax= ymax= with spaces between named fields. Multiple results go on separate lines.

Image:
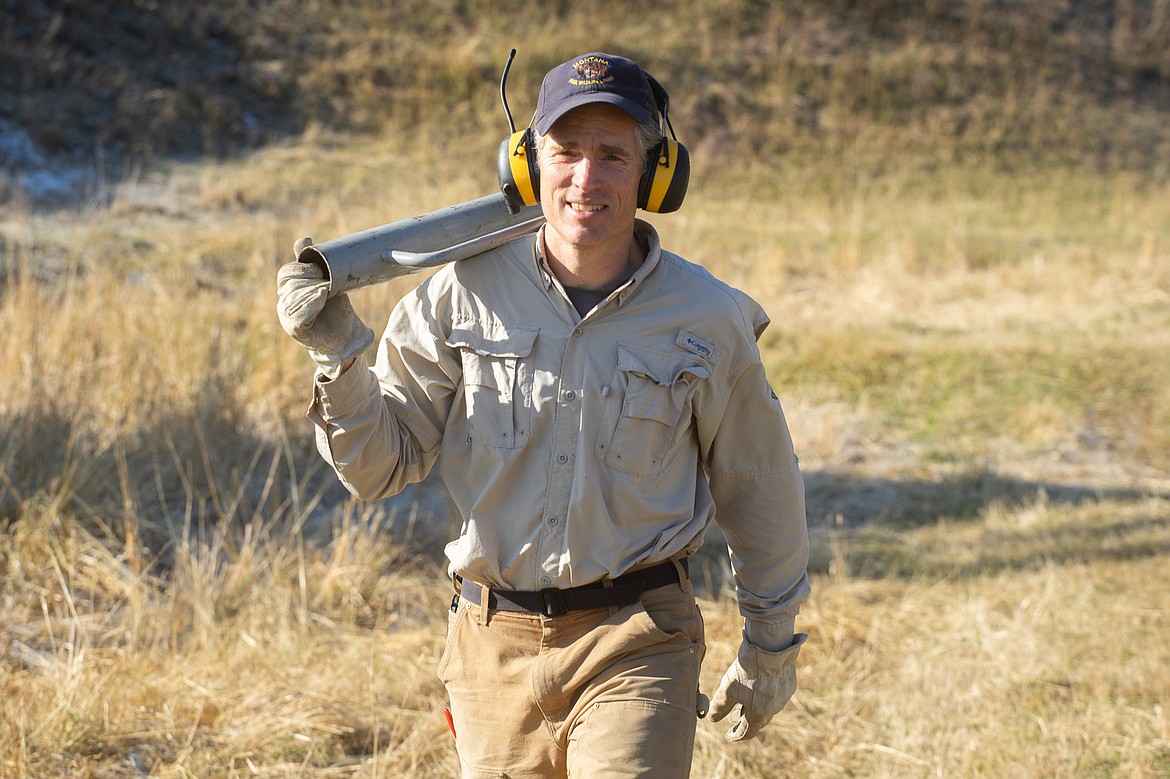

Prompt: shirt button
xmin=547 ymin=516 xmax=559 ymax=526
xmin=540 ymin=576 xmax=552 ymax=586
xmin=564 ymin=390 xmax=576 ymax=401
xmin=556 ymin=453 xmax=569 ymax=464
xmin=573 ymin=327 xmax=583 ymax=336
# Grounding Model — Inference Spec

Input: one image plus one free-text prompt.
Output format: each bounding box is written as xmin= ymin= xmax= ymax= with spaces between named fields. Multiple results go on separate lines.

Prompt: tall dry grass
xmin=2 ymin=128 xmax=1168 ymax=776
xmin=2 ymin=472 xmax=1167 ymax=777
xmin=3 ymin=2 xmax=1170 ymax=772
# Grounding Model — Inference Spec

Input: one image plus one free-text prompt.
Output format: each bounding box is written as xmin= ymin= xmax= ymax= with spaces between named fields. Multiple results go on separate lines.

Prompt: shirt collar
xmin=530 ymin=220 xmax=663 ymax=303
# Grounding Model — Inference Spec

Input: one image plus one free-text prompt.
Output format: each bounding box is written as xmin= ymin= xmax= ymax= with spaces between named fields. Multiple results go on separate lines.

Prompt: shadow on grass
xmin=810 ymin=507 xmax=1170 ymax=582
xmin=803 ymin=468 xmax=1163 ymax=529
xmin=0 ymin=393 xmax=455 ymax=576
xmin=800 ymin=469 xmax=1170 ymax=580
xmin=4 ymin=398 xmax=1165 ymax=592
xmin=696 ymin=468 xmax=1169 ymax=590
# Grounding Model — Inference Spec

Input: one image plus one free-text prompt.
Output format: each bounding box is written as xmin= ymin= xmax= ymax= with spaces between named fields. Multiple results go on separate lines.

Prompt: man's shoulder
xmin=657 ymin=249 xmax=729 ymax=289
xmin=655 ymin=249 xmax=770 ymax=338
xmin=420 ymin=234 xmax=536 ymax=294
xmin=403 ymin=234 xmax=541 ymax=333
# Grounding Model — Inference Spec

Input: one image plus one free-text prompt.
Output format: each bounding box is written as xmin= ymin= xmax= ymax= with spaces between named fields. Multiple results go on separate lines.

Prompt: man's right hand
xmin=277 ymin=237 xmax=375 ymax=379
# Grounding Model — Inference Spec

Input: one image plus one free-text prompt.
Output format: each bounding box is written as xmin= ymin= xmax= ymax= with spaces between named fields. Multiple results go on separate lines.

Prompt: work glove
xmin=708 ymin=632 xmax=808 ymax=741
xmin=277 ymin=237 xmax=375 ymax=379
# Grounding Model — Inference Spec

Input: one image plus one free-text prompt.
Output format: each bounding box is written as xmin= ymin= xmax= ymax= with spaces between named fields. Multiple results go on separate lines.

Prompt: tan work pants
xmin=437 ymin=576 xmax=706 ymax=778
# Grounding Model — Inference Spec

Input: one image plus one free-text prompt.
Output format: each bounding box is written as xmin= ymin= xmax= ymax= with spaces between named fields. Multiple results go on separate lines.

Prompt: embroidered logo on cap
xmin=571 ymin=56 xmax=612 ymax=86
xmin=678 ymin=330 xmax=715 ymax=362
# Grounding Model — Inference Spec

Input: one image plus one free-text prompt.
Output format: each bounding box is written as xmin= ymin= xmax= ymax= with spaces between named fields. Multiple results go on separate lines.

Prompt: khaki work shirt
xmin=308 ymin=221 xmax=810 ymax=641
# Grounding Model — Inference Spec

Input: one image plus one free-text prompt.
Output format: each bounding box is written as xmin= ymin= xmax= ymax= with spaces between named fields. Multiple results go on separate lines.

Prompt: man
xmin=278 ymin=51 xmax=809 ymax=778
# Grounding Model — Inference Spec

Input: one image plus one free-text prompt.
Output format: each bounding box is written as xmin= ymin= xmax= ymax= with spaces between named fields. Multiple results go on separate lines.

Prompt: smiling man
xmin=538 ymin=102 xmax=643 ymax=272
xmin=277 ymin=52 xmax=810 ymax=778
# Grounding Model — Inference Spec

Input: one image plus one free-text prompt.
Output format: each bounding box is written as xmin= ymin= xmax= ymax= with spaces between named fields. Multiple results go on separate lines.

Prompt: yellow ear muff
xmin=639 ymin=137 xmax=690 ymax=214
xmin=497 ymin=128 xmax=539 ymax=213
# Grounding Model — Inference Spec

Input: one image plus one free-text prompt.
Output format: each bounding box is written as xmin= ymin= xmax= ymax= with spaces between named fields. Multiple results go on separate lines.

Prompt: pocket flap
xmin=446 ymin=325 xmax=537 ymax=359
xmin=617 ymin=344 xmax=710 ymax=386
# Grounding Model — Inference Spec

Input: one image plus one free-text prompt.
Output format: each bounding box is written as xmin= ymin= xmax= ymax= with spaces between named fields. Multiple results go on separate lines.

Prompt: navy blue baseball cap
xmin=533 ymin=52 xmax=658 ymax=134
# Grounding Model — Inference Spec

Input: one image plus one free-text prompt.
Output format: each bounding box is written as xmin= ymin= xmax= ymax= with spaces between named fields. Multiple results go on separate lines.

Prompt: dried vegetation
xmin=2 ymin=1 xmax=1169 ymax=777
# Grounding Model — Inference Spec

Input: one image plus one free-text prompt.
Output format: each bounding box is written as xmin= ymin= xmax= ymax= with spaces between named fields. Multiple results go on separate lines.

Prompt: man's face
xmin=537 ymin=103 xmax=643 ymax=256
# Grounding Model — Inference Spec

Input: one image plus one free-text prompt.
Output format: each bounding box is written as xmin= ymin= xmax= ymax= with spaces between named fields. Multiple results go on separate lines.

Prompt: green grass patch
xmin=763 ymin=325 xmax=1170 ymax=466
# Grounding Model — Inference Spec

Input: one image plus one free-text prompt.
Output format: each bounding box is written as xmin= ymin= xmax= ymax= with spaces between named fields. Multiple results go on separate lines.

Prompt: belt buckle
xmin=539 ymin=587 xmax=568 ymax=617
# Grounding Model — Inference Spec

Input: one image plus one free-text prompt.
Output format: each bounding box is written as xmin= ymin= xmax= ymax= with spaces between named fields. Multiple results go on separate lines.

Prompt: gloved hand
xmin=277 ymin=237 xmax=375 ymax=379
xmin=708 ymin=632 xmax=808 ymax=741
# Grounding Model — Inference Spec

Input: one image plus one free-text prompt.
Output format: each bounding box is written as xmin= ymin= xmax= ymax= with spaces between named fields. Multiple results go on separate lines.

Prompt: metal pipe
xmin=297 ymin=193 xmax=545 ymax=297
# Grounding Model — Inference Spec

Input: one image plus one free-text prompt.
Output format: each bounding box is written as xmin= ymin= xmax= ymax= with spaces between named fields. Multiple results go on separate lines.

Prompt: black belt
xmin=453 ymin=559 xmax=687 ymax=617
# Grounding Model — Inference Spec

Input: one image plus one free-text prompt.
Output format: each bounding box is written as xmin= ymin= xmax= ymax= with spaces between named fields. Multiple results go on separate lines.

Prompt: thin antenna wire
xmin=500 ymin=48 xmax=518 ymax=134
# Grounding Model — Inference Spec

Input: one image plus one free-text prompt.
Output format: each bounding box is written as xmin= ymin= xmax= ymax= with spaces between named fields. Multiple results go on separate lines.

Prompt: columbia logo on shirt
xmin=678 ymin=330 xmax=715 ymax=361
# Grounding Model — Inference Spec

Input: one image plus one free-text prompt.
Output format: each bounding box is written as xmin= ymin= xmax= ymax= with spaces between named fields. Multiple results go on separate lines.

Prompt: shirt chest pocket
xmin=596 ymin=344 xmax=711 ymax=477
xmin=447 ymin=325 xmax=538 ymax=449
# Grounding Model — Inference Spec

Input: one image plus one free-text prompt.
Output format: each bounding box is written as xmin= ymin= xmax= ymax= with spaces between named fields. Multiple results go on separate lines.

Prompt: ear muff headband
xmin=639 ymin=137 xmax=689 ymax=214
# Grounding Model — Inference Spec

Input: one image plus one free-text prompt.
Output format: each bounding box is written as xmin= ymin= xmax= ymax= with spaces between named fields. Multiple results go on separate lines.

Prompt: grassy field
xmin=3 ymin=1 xmax=1170 ymax=776
xmin=1 ymin=131 xmax=1167 ymax=777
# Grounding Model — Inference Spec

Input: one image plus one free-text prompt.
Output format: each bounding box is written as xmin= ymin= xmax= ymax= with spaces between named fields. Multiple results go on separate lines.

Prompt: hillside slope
xmin=2 ymin=0 xmax=1169 ymax=194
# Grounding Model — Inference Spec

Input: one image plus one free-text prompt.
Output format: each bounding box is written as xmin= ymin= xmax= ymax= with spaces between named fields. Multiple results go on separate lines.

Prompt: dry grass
xmin=1 ymin=129 xmax=1168 ymax=776
xmin=2 ymin=487 xmax=1167 ymax=777
xmin=1 ymin=498 xmax=456 ymax=777
xmin=3 ymin=2 xmax=1170 ymax=772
